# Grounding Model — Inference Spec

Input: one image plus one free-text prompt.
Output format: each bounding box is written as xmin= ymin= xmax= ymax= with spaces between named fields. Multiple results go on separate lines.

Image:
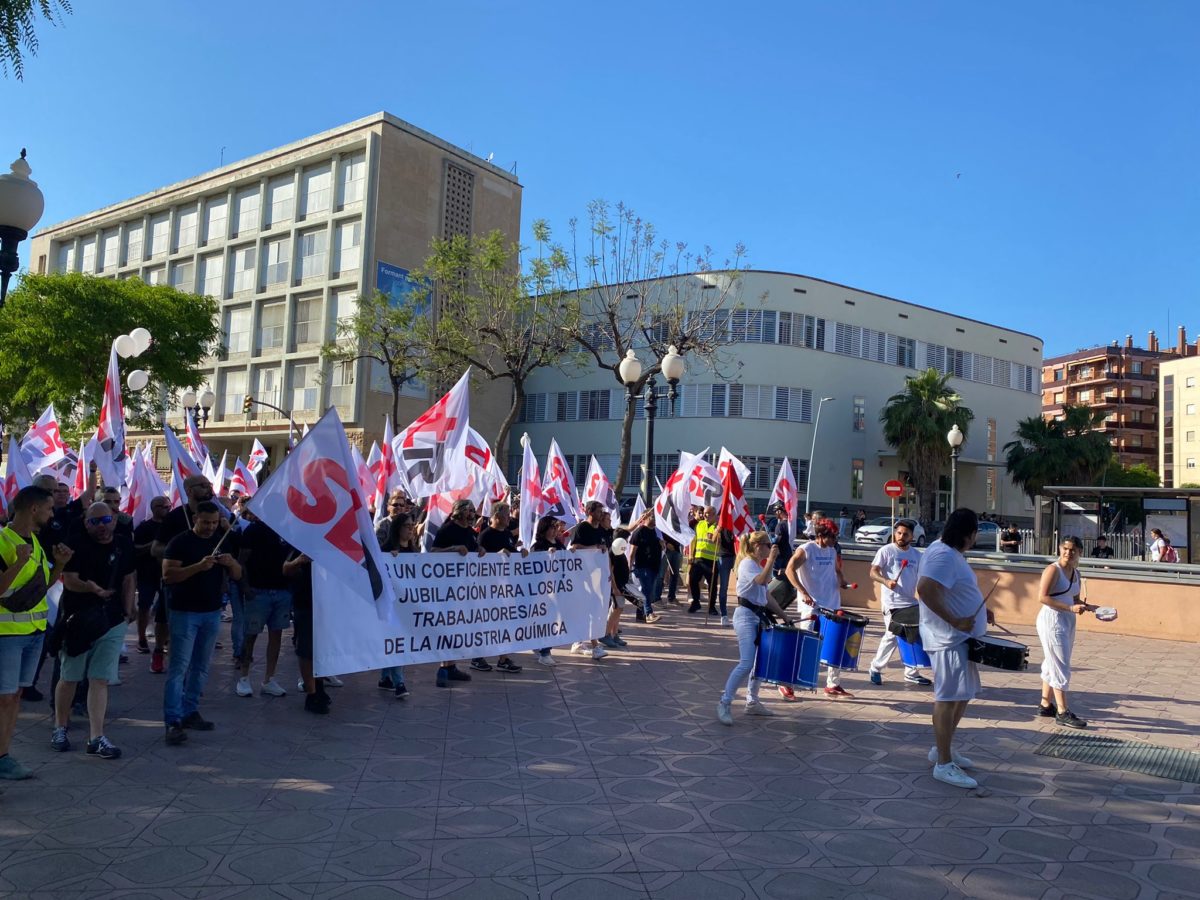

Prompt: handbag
xmin=0 ymin=564 xmax=50 ymax=613
xmin=61 ymin=603 xmax=113 ymax=657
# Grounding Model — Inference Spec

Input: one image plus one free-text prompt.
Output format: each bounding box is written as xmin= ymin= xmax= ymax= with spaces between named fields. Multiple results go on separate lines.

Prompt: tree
xmin=1004 ymin=404 xmax=1113 ymax=501
xmin=553 ymin=200 xmax=752 ymax=494
xmin=0 ymin=273 xmax=220 ymax=433
xmin=415 ymin=225 xmax=580 ymax=469
xmin=320 ymin=289 xmax=427 ymax=426
xmin=880 ymin=368 xmax=975 ymax=524
xmin=1 ymin=0 xmax=71 ymax=80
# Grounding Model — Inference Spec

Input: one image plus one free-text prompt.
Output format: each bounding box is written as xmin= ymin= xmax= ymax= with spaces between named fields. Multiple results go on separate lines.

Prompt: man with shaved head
xmin=51 ymin=502 xmax=136 ymax=759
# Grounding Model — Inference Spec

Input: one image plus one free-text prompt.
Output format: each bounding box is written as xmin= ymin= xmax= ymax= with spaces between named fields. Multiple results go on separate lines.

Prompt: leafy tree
xmin=1 ymin=0 xmax=71 ymax=79
xmin=880 ymin=368 xmax=974 ymax=524
xmin=0 ymin=273 xmax=220 ymax=433
xmin=1004 ymin=404 xmax=1113 ymax=501
xmin=320 ymin=289 xmax=427 ymax=426
xmin=415 ymin=225 xmax=580 ymax=470
xmin=552 ymin=200 xmax=752 ymax=494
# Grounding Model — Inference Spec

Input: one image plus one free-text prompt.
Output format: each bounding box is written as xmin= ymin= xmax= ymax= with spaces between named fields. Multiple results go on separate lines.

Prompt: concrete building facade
xmin=28 ymin=112 xmax=521 ymax=469
xmin=1160 ymin=352 xmax=1200 ymax=489
xmin=513 ymin=270 xmax=1044 ymax=522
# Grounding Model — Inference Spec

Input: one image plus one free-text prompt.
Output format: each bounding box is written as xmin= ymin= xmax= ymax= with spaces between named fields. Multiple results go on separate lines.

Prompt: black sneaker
xmin=688 ymin=602 xmax=701 ymax=613
xmin=86 ymin=735 xmax=122 ymax=759
xmin=496 ymin=658 xmax=522 ymax=673
xmin=394 ymin=683 xmax=409 ymax=700
xmin=181 ymin=712 xmax=215 ymax=731
xmin=21 ymin=685 xmax=43 ymax=702
xmin=1056 ymin=710 xmax=1088 ymax=729
xmin=469 ymin=658 xmax=493 ymax=672
xmin=304 ymin=693 xmax=331 ymax=715
xmin=165 ymin=724 xmax=188 ymax=745
xmin=137 ymin=640 xmax=150 ymax=654
xmin=446 ymin=665 xmax=472 ymax=682
xmin=1037 ymin=702 xmax=1058 ymax=718
xmin=377 ymin=678 xmax=394 ymax=691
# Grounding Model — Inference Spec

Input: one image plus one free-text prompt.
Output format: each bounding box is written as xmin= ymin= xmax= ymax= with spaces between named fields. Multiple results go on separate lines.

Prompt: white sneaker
xmin=572 ymin=643 xmax=592 ymax=656
xmin=744 ymin=701 xmax=775 ymax=716
xmin=535 ymin=653 xmax=557 ymax=666
xmin=928 ymin=746 xmax=976 ymax=769
xmin=261 ymin=679 xmax=287 ymax=697
xmin=324 ymin=675 xmax=344 ymax=687
xmin=720 ymin=615 xmax=730 ymax=626
xmin=932 ymin=762 xmax=977 ymax=789
xmin=591 ymin=645 xmax=608 ymax=659
xmin=235 ymin=677 xmax=253 ymax=697
xmin=716 ymin=700 xmax=733 ymax=725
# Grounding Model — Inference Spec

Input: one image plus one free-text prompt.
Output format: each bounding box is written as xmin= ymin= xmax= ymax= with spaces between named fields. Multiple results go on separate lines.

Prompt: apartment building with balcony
xmin=28 ymin=112 xmax=521 ymax=470
xmin=1042 ymin=329 xmax=1199 ymax=476
xmin=1160 ymin=352 xmax=1200 ymax=489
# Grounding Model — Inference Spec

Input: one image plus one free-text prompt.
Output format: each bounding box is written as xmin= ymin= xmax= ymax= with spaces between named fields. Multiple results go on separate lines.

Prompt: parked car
xmin=975 ymin=520 xmax=1000 ymax=550
xmin=853 ymin=516 xmax=926 ymax=546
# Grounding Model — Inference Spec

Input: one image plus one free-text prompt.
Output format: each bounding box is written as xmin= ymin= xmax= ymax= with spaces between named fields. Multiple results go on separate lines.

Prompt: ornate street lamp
xmin=0 ymin=150 xmax=46 ymax=306
xmin=947 ymin=423 xmax=964 ymax=512
xmin=620 ymin=346 xmax=687 ymax=505
xmin=182 ymin=389 xmax=217 ymax=428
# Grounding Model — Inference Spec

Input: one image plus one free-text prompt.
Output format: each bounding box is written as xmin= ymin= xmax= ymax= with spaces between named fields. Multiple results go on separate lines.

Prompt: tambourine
xmin=1093 ymin=606 xmax=1118 ymax=622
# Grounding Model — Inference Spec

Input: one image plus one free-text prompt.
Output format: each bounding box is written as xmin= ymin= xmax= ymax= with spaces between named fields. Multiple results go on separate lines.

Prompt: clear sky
xmin=9 ymin=0 xmax=1198 ymax=357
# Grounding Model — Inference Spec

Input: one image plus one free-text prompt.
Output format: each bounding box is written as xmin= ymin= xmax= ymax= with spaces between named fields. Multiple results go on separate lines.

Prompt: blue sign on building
xmin=376 ymin=261 xmax=429 ymax=311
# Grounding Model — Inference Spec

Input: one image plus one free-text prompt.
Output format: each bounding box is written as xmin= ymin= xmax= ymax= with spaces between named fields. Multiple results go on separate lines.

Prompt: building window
xmin=1187 ymin=430 xmax=1196 ymax=442
xmin=259 ymin=302 xmax=285 ymax=351
xmin=224 ymin=306 xmax=251 ymax=354
xmin=301 ymin=164 xmax=332 ymax=218
xmin=123 ymin=223 xmax=143 ymax=266
xmin=99 ymin=229 xmax=119 ymax=272
xmin=332 ymin=289 xmax=357 ymax=340
xmin=175 ymin=207 xmax=198 ymax=252
xmin=298 ymin=228 xmax=328 ymax=280
xmin=266 ymin=175 xmax=295 ymax=228
xmin=290 ymin=361 xmax=319 ymax=411
xmin=230 ymin=245 xmax=256 ymax=294
xmin=850 ymin=459 xmax=864 ymax=500
xmin=1053 ymin=368 xmax=1064 ymax=381
xmin=201 ymin=252 xmax=225 ymax=299
xmin=1187 ymin=404 xmax=1197 ymax=415
xmin=79 ymin=236 xmax=96 ymax=274
xmin=580 ymin=389 xmax=611 ymax=421
xmin=293 ymin=295 xmax=322 ymax=346
xmin=219 ymin=368 xmax=248 ymax=418
xmin=1187 ymin=377 xmax=1197 ymax=389
xmin=852 ymin=396 xmax=865 ymax=431
xmin=234 ymin=186 xmax=260 ymax=236
xmin=263 ymin=236 xmax=290 ymax=286
xmin=1187 ymin=458 xmax=1197 ymax=469
xmin=1131 ymin=361 xmax=1143 ymax=374
xmin=1078 ymin=389 xmax=1091 ymax=402
xmin=145 ymin=265 xmax=165 ymax=285
xmin=334 ymin=220 xmax=362 ymax=274
xmin=254 ymin=366 xmax=282 ymax=410
xmin=204 ymin=196 xmax=228 ymax=244
xmin=1130 ymin=386 xmax=1142 ymax=398
xmin=338 ymin=153 xmax=366 ymax=207
xmin=169 ymin=260 xmax=193 ymax=292
xmin=148 ymin=213 xmax=169 ymax=258
xmin=55 ymin=241 xmax=75 ymax=272
xmin=1053 ymin=391 xmax=1064 ymax=403
xmin=894 ymin=336 xmax=915 ymax=368
xmin=330 ymin=359 xmax=355 ymax=409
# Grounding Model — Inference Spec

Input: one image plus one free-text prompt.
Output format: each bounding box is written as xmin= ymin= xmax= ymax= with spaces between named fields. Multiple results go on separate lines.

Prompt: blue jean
xmin=659 ymin=550 xmax=682 ymax=603
xmin=163 ymin=609 xmax=220 ymax=725
xmin=227 ymin=580 xmax=245 ymax=659
xmin=634 ymin=566 xmax=661 ymax=614
xmin=380 ymin=666 xmax=405 ymax=685
xmin=717 ymin=556 xmax=735 ymax=617
xmin=720 ymin=607 xmax=762 ymax=705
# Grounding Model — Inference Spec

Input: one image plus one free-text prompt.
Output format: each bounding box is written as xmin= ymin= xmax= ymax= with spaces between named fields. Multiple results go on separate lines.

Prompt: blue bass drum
xmin=818 ymin=609 xmax=871 ymax=670
xmin=753 ymin=625 xmax=822 ymax=689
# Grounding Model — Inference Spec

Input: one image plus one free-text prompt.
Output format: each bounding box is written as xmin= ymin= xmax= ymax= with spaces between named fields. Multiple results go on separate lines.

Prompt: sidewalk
xmin=1 ymin=602 xmax=1196 ymax=898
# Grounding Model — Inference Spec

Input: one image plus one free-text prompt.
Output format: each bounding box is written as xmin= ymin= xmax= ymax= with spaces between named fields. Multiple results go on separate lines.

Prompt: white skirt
xmin=1037 ymin=605 xmax=1076 ymax=690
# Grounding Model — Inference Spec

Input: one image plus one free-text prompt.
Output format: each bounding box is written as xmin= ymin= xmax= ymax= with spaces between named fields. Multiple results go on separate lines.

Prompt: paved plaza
xmin=1 ymin=602 xmax=1198 ymax=899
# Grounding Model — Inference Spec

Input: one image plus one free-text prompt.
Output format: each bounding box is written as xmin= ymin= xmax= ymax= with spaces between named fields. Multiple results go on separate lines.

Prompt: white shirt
xmin=917 ymin=540 xmax=987 ymax=651
xmin=736 ymin=557 xmax=768 ymax=607
xmin=871 ymin=543 xmax=920 ymax=610
xmin=797 ymin=541 xmax=841 ymax=610
xmin=1150 ymin=538 xmax=1166 ymax=562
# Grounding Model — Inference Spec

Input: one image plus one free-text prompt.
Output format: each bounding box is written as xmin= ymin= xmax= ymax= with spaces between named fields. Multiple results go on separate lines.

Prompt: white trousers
xmin=1037 ymin=605 xmax=1075 ymax=690
xmin=869 ymin=609 xmax=921 ymax=676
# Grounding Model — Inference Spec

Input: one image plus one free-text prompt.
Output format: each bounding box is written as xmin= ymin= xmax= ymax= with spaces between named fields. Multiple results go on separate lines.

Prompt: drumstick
xmin=969 ymin=576 xmax=1003 ymax=619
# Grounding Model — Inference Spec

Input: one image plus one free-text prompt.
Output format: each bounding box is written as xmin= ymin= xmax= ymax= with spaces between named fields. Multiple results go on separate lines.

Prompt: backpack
xmin=1161 ymin=545 xmax=1179 ymax=564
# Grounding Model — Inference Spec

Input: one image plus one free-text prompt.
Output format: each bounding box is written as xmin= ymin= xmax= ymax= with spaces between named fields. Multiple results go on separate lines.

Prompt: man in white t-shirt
xmin=867 ymin=520 xmax=930 ymax=686
xmin=916 ymin=508 xmax=995 ymax=790
xmin=786 ymin=518 xmax=854 ymax=698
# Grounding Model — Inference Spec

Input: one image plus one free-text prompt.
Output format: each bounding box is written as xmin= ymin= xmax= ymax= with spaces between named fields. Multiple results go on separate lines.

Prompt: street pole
xmin=641 ymin=375 xmax=658 ymax=507
xmin=950 ymin=444 xmax=960 ymax=512
xmin=805 ymin=396 xmax=835 ymax=518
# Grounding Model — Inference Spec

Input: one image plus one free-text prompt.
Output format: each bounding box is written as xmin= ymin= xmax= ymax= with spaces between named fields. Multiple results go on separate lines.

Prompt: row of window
xmin=517 ymin=384 xmax=818 ymax=425
xmin=203 ymin=357 xmax=357 ymax=421
xmin=221 ymin=288 xmax=358 ymax=356
xmin=52 ymin=153 xmax=367 ymax=275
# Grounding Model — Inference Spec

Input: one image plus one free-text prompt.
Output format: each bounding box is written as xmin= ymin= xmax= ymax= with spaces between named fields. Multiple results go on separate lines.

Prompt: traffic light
xmin=242 ymin=394 xmax=254 ymax=415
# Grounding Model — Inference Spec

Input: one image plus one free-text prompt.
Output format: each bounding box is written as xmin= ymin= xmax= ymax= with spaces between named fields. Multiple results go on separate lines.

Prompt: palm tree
xmin=1004 ymin=404 xmax=1112 ymax=501
xmin=880 ymin=369 xmax=974 ymax=525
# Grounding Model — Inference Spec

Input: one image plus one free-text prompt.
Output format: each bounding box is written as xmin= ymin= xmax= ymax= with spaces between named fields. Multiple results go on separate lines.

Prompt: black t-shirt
xmin=38 ymin=505 xmax=76 ymax=554
xmin=572 ymin=521 xmax=608 ymax=548
xmin=610 ymin=549 xmax=631 ymax=591
xmin=1000 ymin=529 xmax=1021 ymax=549
xmin=630 ymin=526 xmax=662 ymax=570
xmin=663 ymin=535 xmax=681 ymax=554
xmin=532 ymin=539 xmax=555 ymax=552
xmin=61 ymin=534 xmax=136 ymax=623
xmin=433 ymin=520 xmax=478 ymax=552
xmin=132 ymin=518 xmax=162 ymax=583
xmin=156 ymin=504 xmax=231 ymax=547
xmin=163 ymin=531 xmax=226 ymax=613
xmin=240 ymin=522 xmax=293 ymax=590
xmin=771 ymin=521 xmax=791 ymax=573
xmin=479 ymin=526 xmax=517 ymax=554
xmin=719 ymin=528 xmax=737 ymax=558
xmin=290 ymin=560 xmax=313 ymax=611
xmin=1093 ymin=545 xmax=1115 ymax=559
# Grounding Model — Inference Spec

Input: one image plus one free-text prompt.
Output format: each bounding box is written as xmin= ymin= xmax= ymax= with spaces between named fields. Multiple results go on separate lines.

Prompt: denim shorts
xmin=243 ymin=588 xmax=293 ymax=635
xmin=60 ymin=622 xmax=126 ymax=683
xmin=0 ymin=630 xmax=46 ymax=693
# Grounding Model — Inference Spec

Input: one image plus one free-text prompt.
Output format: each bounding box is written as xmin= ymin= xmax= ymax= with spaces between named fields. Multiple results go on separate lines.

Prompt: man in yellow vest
xmin=0 ymin=486 xmax=73 ymax=779
xmin=688 ymin=506 xmax=720 ymax=614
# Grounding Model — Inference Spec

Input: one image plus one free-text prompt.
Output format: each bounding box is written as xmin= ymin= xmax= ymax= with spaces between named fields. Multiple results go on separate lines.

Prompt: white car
xmin=853 ymin=517 xmax=926 ymax=546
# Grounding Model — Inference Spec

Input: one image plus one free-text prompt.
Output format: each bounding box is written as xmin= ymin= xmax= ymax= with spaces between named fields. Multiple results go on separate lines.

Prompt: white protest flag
xmin=541 ymin=439 xmax=582 ymax=529
xmin=422 ymin=468 xmax=490 ymax=551
xmin=122 ymin=451 xmax=165 ymax=527
xmin=247 ymin=438 xmax=268 ymax=476
xmin=302 ymin=422 xmax=311 ymax=439
xmin=350 ymin=445 xmax=374 ymax=509
xmin=463 ymin=426 xmax=508 ymax=516
xmin=770 ymin=457 xmax=799 ymax=540
xmin=71 ymin=436 xmax=98 ymax=501
xmin=392 ymin=369 xmax=471 ymax=498
xmin=626 ymin=495 xmax=646 ymax=529
xmin=229 ymin=458 xmax=259 ymax=497
xmin=250 ymin=407 xmax=395 ymax=622
xmin=184 ymin=409 xmax=209 ymax=468
xmin=482 ymin=451 xmax=509 ymax=517
xmin=21 ymin=403 xmax=69 ymax=472
xmin=211 ymin=451 xmax=228 ymax=497
xmin=517 ymin=435 xmax=543 ymax=549
xmin=1 ymin=436 xmax=34 ymax=511
xmin=581 ymin=456 xmax=619 ymax=521
xmin=94 ymin=342 xmax=128 ymax=487
xmin=653 ymin=453 xmax=695 ymax=546
xmin=717 ymin=448 xmax=753 ymax=537
xmin=201 ymin=454 xmax=216 ymax=489
xmin=373 ymin=416 xmax=407 ymax=523
xmin=163 ymin=425 xmax=201 ymax=508
xmin=681 ymin=447 xmax=723 ymax=511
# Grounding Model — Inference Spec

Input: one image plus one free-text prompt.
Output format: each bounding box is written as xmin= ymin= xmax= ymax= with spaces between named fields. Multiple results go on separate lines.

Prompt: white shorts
xmin=927 ymin=643 xmax=980 ymax=702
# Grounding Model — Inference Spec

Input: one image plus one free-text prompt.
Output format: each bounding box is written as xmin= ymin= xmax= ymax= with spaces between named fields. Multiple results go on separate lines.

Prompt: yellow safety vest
xmin=693 ymin=521 xmax=719 ymax=563
xmin=0 ymin=527 xmax=52 ymax=635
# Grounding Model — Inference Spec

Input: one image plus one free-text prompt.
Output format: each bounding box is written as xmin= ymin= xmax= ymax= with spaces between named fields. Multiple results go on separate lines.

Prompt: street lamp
xmin=182 ymin=389 xmax=216 ymax=428
xmin=620 ymin=346 xmax=686 ymax=505
xmin=0 ymin=150 xmax=46 ymax=307
xmin=947 ymin=423 xmax=964 ymax=512
xmin=805 ymin=396 xmax=835 ymax=518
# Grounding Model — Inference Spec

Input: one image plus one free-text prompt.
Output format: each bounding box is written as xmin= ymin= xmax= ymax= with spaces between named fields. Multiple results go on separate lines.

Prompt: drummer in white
xmin=786 ymin=518 xmax=853 ymax=698
xmin=916 ymin=508 xmax=995 ymax=790
xmin=867 ymin=520 xmax=931 ymax=686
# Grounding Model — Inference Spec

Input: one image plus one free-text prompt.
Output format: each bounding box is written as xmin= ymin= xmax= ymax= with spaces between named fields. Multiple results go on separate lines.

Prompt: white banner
xmin=312 ymin=549 xmax=611 ymax=675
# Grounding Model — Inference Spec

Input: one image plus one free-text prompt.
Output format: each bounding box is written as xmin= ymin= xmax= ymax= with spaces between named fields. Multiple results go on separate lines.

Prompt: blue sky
xmin=10 ymin=1 xmax=1198 ymax=356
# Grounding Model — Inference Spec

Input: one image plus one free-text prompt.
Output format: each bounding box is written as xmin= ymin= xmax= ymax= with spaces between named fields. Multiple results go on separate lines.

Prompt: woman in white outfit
xmin=716 ymin=532 xmax=789 ymax=725
xmin=1036 ymin=536 xmax=1090 ymax=729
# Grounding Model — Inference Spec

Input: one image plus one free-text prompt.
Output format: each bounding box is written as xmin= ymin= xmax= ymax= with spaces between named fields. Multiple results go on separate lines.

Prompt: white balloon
xmin=127 ymin=369 xmax=150 ymax=391
xmin=610 ymin=538 xmax=629 ymax=556
xmin=130 ymin=327 xmax=152 ymax=354
xmin=114 ymin=334 xmax=136 ymax=358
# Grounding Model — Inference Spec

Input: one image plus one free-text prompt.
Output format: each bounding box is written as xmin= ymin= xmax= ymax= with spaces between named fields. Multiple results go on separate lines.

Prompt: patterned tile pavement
xmin=2 ymin=597 xmax=1198 ymax=899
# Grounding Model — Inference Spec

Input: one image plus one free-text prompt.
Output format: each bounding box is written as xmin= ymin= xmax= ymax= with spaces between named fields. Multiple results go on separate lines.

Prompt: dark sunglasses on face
xmin=87 ymin=516 xmax=115 ymax=526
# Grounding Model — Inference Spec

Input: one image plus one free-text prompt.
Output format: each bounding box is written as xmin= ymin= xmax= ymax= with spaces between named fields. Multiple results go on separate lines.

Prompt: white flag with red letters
xmin=770 ymin=457 xmax=799 ymax=541
xmin=581 ymin=456 xmax=618 ymax=522
xmin=95 ymin=343 xmax=128 ymax=487
xmin=654 ymin=452 xmax=697 ymax=546
xmin=247 ymin=439 xmax=269 ymax=476
xmin=541 ymin=439 xmax=581 ymax=529
xmin=717 ymin=448 xmax=753 ymax=537
xmin=517 ymin=436 xmax=543 ymax=550
xmin=1 ymin=436 xmax=34 ymax=512
xmin=21 ymin=404 xmax=69 ymax=473
xmin=392 ymin=369 xmax=471 ymax=498
xmin=229 ymin=458 xmax=258 ymax=497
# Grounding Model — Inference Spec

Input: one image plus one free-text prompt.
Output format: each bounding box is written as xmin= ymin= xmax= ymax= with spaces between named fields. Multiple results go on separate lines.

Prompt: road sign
xmin=884 ymin=480 xmax=904 ymax=498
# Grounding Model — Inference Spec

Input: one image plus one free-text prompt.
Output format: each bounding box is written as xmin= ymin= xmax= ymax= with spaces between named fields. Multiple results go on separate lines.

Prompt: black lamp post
xmin=0 ymin=150 xmax=46 ymax=307
xmin=620 ymin=346 xmax=686 ymax=505
xmin=182 ymin=389 xmax=216 ymax=428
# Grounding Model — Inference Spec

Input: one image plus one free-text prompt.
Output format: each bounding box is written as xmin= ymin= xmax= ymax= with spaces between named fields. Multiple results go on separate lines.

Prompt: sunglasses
xmin=87 ymin=515 xmax=115 ymax=526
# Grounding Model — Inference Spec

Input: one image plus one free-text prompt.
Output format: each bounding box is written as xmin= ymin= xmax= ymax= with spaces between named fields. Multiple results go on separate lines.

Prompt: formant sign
xmin=313 ymin=550 xmax=611 ymax=675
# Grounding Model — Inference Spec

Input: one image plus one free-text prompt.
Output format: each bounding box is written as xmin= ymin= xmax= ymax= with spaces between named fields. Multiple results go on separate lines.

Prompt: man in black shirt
xmin=569 ymin=502 xmax=609 ymax=658
xmin=1093 ymin=536 xmax=1115 ymax=560
xmin=283 ymin=552 xmax=329 ymax=715
xmin=999 ymin=523 xmax=1022 ymax=554
xmin=133 ymin=496 xmax=170 ymax=655
xmin=432 ymin=499 xmax=482 ymax=686
xmin=161 ymin=501 xmax=242 ymax=745
xmin=235 ymin=520 xmax=294 ymax=699
xmin=473 ymin=503 xmax=522 ymax=674
xmin=630 ymin=510 xmax=663 ymax=623
xmin=52 ymin=502 xmax=136 ymax=759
